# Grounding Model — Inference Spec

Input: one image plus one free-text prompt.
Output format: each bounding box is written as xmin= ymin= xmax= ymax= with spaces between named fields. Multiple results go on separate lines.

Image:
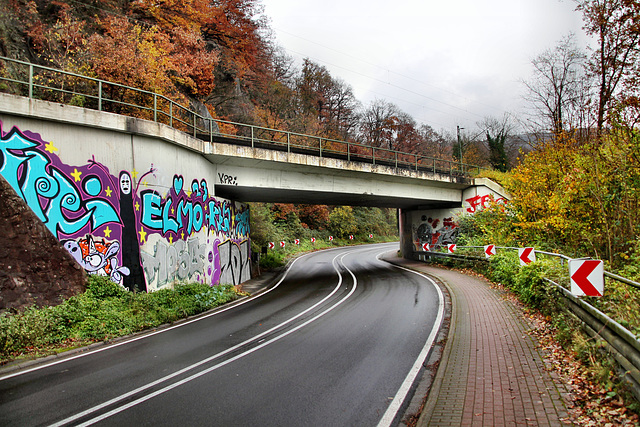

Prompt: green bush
xmin=259 ymin=251 xmax=285 ymax=269
xmin=486 ymin=252 xmax=520 ymax=288
xmin=86 ymin=275 xmax=126 ymax=299
xmin=0 ymin=279 xmax=240 ymax=363
xmin=513 ymin=262 xmax=551 ymax=310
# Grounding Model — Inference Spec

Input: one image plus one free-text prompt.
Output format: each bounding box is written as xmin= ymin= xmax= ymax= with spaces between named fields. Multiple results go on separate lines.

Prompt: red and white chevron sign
xmin=294 ymin=239 xmax=300 ymax=245
xmin=570 ymin=259 xmax=604 ymax=297
xmin=447 ymin=244 xmax=456 ymax=253
xmin=268 ymin=242 xmax=275 ymax=249
xmin=349 ymin=235 xmax=354 ymax=240
xmin=369 ymin=234 xmax=373 ymax=239
xmin=484 ymin=244 xmax=496 ymax=258
xmin=280 ymin=241 xmax=286 ymax=248
xmin=311 ymin=237 xmax=316 ymax=243
xmin=329 ymin=236 xmax=334 ymax=241
xmin=518 ymin=247 xmax=536 ymax=265
xmin=422 ymin=242 xmax=430 ymax=251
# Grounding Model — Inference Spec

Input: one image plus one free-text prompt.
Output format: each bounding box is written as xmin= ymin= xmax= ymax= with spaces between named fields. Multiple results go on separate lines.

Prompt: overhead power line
xmin=273 ymin=27 xmax=507 ymax=116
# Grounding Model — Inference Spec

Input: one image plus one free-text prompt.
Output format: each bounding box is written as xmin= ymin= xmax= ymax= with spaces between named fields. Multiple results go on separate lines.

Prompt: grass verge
xmin=0 ymin=276 xmax=242 ymax=365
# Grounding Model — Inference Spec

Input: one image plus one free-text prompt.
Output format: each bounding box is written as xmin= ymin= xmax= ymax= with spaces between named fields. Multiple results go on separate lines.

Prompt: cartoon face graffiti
xmin=119 ymin=171 xmax=132 ymax=195
xmin=63 ymin=235 xmax=130 ymax=284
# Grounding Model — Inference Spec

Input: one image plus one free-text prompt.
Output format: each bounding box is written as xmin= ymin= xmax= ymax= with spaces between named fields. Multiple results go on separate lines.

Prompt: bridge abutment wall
xmin=399 ymin=179 xmax=510 ymax=259
xmin=0 ymin=94 xmax=250 ymax=301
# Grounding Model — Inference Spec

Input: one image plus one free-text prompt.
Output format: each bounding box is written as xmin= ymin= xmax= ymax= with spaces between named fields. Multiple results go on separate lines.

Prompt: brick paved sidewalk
xmin=396 ymin=260 xmax=572 ymax=426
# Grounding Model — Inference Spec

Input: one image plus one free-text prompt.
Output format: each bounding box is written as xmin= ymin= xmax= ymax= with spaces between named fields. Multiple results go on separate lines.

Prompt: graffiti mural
xmin=218 ymin=239 xmax=251 ymax=287
xmin=138 ymin=175 xmax=249 ymax=241
xmin=413 ymin=214 xmax=459 ymax=251
xmin=465 ymin=194 xmax=507 ymax=214
xmin=140 ymin=237 xmax=208 ymax=287
xmin=0 ymin=122 xmax=251 ymax=292
xmin=63 ymin=235 xmax=129 ymax=283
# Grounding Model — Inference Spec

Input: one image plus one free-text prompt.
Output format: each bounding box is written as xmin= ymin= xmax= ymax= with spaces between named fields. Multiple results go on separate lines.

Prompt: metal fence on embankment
xmin=0 ymin=56 xmax=483 ymax=179
xmin=416 ymin=246 xmax=640 ymax=402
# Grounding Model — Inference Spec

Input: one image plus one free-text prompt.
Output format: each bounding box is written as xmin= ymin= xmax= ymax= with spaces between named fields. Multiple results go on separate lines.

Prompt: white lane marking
xmin=0 ymin=251 xmax=319 ymax=382
xmin=49 ymin=249 xmax=361 ymax=427
xmin=376 ymin=264 xmax=445 ymax=427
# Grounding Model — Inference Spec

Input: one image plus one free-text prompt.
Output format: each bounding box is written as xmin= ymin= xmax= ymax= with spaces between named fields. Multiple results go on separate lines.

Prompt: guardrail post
xmin=98 ymin=81 xmax=102 ymax=111
xmin=372 ymin=147 xmax=375 ymax=165
xmin=153 ymin=93 xmax=157 ymax=122
xmin=395 ymin=152 xmax=398 ymax=168
xmin=251 ymin=126 xmax=254 ymax=148
xmin=319 ymin=137 xmax=322 ymax=158
xmin=347 ymin=143 xmax=351 ymax=161
xmin=415 ymin=155 xmax=418 ymax=171
xmin=169 ymin=102 xmax=173 ymax=127
xmin=28 ymin=64 xmax=33 ymax=98
xmin=193 ymin=113 xmax=197 ymax=137
xmin=209 ymin=118 xmax=213 ymax=145
xmin=287 ymin=132 xmax=290 ymax=153
xmin=433 ymin=158 xmax=435 ymax=173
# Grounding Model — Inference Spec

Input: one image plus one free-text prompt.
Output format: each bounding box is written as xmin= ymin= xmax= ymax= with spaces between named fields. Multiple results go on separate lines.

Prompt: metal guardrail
xmin=416 ymin=245 xmax=640 ymax=401
xmin=0 ymin=56 xmax=483 ymax=178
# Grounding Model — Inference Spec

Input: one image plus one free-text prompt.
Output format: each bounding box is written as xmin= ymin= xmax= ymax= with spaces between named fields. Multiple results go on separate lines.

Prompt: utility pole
xmin=456 ymin=125 xmax=464 ymax=167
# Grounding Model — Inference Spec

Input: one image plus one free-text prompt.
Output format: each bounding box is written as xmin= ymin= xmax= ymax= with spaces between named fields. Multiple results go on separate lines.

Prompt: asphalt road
xmin=0 ymin=243 xmax=444 ymax=426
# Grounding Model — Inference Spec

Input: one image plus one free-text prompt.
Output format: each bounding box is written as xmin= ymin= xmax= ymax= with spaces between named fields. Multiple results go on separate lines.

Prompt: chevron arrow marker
xmin=569 ymin=259 xmax=604 ymax=297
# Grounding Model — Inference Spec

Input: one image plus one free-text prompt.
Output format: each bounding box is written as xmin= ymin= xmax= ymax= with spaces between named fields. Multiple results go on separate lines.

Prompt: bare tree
xmin=577 ymin=0 xmax=640 ymax=134
xmin=358 ymin=99 xmax=400 ymax=149
xmin=522 ymin=33 xmax=591 ymax=136
xmin=295 ymin=59 xmax=360 ymax=139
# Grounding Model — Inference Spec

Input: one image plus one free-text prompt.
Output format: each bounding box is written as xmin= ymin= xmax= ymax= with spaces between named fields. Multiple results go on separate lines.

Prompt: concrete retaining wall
xmin=0 ymin=94 xmax=250 ymax=295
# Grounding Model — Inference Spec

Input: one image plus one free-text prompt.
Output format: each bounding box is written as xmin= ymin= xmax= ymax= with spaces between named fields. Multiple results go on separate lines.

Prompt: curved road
xmin=0 ymin=243 xmax=444 ymax=426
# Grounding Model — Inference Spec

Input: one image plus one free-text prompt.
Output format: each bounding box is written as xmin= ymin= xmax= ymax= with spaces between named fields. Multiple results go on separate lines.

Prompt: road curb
xmin=378 ymin=253 xmax=454 ymax=426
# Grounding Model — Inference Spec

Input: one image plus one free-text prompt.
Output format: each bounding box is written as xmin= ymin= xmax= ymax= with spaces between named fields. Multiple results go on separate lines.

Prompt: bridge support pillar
xmin=399 ymin=178 xmax=510 ymax=260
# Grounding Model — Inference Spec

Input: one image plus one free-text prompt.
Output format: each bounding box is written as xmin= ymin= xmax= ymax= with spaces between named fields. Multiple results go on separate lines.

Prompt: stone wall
xmin=0 ymin=175 xmax=86 ymax=312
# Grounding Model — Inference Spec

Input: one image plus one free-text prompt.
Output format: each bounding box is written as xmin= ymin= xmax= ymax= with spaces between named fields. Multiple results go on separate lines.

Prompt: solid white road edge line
xmin=49 ymin=249 xmax=362 ymax=427
xmin=375 ymin=261 xmax=445 ymax=427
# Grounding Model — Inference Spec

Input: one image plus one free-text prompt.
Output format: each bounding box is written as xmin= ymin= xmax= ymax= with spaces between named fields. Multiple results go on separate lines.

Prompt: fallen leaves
xmin=526 ymin=310 xmax=640 ymax=426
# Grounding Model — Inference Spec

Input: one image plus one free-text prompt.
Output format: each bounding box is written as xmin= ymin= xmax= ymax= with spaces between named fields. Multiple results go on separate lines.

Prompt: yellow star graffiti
xmin=142 ymin=180 xmax=148 ymax=187
xmin=44 ymin=141 xmax=58 ymax=154
xmin=105 ymin=186 xmax=112 ymax=197
xmin=104 ymin=226 xmax=112 ymax=238
xmin=70 ymin=168 xmax=82 ymax=182
xmin=131 ymin=169 xmax=139 ymax=179
xmin=168 ymin=235 xmax=173 ymax=244
xmin=135 ymin=201 xmax=140 ymax=211
xmin=139 ymin=226 xmax=147 ymax=243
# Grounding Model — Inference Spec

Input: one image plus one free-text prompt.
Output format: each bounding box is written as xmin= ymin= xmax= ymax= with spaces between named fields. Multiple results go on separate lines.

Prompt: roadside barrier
xmin=416 ymin=245 xmax=640 ymax=401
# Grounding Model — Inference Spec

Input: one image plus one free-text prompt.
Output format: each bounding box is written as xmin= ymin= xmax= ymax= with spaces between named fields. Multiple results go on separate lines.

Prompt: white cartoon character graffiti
xmin=63 ymin=235 xmax=130 ymax=284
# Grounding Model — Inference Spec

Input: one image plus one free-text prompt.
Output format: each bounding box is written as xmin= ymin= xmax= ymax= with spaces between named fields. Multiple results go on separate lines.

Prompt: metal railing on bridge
xmin=0 ymin=56 xmax=483 ymax=178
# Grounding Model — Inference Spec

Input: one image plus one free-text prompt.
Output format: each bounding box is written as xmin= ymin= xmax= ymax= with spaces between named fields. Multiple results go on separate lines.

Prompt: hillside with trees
xmin=0 ymin=0 xmax=452 ymax=244
xmin=0 ymin=0 xmax=638 ymax=266
xmin=473 ymin=0 xmax=640 ymax=274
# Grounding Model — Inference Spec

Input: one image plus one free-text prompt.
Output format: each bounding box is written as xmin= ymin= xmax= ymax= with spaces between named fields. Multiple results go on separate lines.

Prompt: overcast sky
xmin=260 ymin=0 xmax=590 ymax=135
